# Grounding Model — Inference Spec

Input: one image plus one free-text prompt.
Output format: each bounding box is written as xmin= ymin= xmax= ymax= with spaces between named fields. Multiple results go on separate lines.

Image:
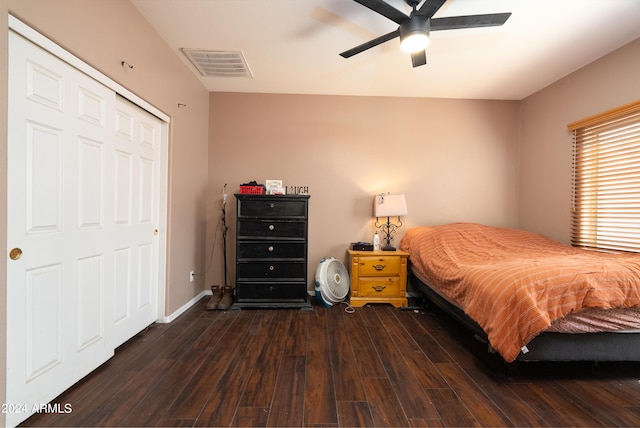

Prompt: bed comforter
xmin=399 ymin=223 xmax=640 ymax=362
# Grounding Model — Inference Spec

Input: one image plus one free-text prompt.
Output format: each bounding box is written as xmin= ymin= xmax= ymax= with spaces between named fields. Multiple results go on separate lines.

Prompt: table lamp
xmin=373 ymin=193 xmax=408 ymax=251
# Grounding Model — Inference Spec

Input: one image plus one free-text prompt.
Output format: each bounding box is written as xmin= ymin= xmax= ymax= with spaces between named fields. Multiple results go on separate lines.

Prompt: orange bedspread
xmin=399 ymin=223 xmax=640 ymax=362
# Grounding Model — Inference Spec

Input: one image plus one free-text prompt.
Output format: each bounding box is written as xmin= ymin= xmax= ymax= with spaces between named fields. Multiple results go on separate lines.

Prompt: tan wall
xmin=207 ymin=93 xmax=521 ymax=290
xmin=519 ymin=37 xmax=640 ymax=243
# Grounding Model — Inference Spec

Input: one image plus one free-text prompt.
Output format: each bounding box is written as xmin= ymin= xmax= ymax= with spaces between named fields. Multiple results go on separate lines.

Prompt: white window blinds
xmin=567 ymin=101 xmax=640 ymax=252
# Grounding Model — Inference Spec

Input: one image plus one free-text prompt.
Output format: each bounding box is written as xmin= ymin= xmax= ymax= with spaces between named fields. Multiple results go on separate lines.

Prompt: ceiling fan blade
xmin=340 ymin=29 xmax=400 ymax=58
xmin=415 ymin=0 xmax=447 ymax=19
xmin=411 ymin=50 xmax=427 ymax=68
xmin=431 ymin=12 xmax=511 ymax=31
xmin=352 ymin=0 xmax=408 ymax=24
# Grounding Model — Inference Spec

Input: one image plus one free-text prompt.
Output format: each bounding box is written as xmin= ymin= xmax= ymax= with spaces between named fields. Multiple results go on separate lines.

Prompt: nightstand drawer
xmin=358 ymin=256 xmax=401 ymax=276
xmin=357 ymin=276 xmax=401 ymax=297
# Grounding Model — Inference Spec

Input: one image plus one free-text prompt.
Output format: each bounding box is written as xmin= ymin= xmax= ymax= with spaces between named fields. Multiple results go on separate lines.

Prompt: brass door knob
xmin=9 ymin=248 xmax=22 ymax=260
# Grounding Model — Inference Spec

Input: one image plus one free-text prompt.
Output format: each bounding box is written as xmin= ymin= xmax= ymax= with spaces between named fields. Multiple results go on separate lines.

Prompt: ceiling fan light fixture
xmin=399 ymin=15 xmax=430 ymax=53
xmin=400 ymin=32 xmax=430 ymax=53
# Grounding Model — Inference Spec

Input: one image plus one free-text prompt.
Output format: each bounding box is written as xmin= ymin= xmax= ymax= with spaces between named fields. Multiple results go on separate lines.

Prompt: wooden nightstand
xmin=347 ymin=249 xmax=409 ymax=308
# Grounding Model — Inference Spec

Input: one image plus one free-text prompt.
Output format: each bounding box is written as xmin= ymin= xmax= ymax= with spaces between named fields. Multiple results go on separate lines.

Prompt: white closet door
xmin=110 ymin=96 xmax=161 ymax=348
xmin=6 ymin=31 xmax=161 ymax=427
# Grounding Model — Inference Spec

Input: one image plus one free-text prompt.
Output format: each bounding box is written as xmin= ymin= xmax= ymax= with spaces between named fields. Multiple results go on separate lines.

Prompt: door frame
xmin=8 ymin=14 xmax=169 ymax=322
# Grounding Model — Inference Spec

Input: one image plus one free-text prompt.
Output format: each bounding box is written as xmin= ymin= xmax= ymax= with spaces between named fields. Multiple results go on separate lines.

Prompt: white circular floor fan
xmin=315 ymin=257 xmax=350 ymax=307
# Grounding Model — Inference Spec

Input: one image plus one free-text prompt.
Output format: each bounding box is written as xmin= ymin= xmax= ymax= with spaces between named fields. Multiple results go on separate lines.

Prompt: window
xmin=568 ymin=101 xmax=640 ymax=252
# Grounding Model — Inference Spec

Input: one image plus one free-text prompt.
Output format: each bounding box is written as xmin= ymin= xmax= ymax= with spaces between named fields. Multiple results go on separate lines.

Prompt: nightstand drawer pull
xmin=269 ymin=224 xmax=275 ymax=231
xmin=268 ymin=245 xmax=274 ymax=252
xmin=372 ymin=285 xmax=386 ymax=292
xmin=373 ymin=264 xmax=386 ymax=271
xmin=269 ymin=265 xmax=275 ymax=271
xmin=270 ymin=203 xmax=275 ymax=208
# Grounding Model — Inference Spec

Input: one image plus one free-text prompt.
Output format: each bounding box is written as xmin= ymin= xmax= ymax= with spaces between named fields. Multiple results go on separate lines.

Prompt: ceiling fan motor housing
xmin=400 ymin=14 xmax=430 ymax=36
xmin=400 ymin=15 xmax=430 ymax=53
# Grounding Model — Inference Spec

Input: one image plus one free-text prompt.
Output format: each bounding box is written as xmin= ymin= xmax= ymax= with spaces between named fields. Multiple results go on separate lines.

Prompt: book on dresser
xmin=232 ymin=194 xmax=312 ymax=310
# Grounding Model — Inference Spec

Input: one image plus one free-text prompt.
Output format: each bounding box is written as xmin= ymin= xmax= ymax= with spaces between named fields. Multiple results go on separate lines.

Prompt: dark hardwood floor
xmin=21 ymin=296 xmax=640 ymax=427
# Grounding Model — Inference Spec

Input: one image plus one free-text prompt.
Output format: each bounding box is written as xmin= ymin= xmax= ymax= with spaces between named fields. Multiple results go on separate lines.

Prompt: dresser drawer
xmin=236 ymin=261 xmax=306 ymax=280
xmin=356 ymin=276 xmax=401 ymax=297
xmin=238 ymin=198 xmax=307 ymax=218
xmin=357 ymin=256 xmax=401 ymax=276
xmin=236 ymin=282 xmax=308 ymax=302
xmin=238 ymin=220 xmax=306 ymax=239
xmin=237 ymin=242 xmax=306 ymax=259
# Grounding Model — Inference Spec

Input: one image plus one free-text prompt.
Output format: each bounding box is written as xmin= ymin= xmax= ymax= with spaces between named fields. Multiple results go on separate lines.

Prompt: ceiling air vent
xmin=182 ymin=49 xmax=252 ymax=78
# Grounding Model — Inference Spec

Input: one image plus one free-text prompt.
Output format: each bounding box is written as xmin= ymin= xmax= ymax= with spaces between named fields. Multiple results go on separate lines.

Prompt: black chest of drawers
xmin=233 ymin=194 xmax=312 ymax=309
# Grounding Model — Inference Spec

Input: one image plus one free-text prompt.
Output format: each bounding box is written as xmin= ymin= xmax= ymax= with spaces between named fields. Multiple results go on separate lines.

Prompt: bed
xmin=399 ymin=223 xmax=640 ymax=362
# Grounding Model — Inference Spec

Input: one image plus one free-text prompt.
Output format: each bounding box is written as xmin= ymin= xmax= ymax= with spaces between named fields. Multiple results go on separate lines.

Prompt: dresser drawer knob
xmin=373 ymin=264 xmax=386 ymax=271
xmin=268 ymin=224 xmax=275 ymax=231
xmin=269 ymin=265 xmax=275 ymax=271
xmin=270 ymin=203 xmax=275 ymax=208
xmin=268 ymin=245 xmax=274 ymax=252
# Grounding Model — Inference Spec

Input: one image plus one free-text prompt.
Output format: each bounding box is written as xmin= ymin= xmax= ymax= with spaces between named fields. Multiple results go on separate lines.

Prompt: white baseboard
xmin=159 ymin=288 xmax=319 ymax=323
xmin=158 ymin=289 xmax=211 ymax=323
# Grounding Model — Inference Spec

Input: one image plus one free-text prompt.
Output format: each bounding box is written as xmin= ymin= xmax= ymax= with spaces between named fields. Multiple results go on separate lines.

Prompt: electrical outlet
xmin=189 ymin=271 xmax=195 ymax=283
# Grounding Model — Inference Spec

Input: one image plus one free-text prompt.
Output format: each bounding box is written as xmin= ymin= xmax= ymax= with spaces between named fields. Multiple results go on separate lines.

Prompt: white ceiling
xmin=131 ymin=0 xmax=640 ymax=100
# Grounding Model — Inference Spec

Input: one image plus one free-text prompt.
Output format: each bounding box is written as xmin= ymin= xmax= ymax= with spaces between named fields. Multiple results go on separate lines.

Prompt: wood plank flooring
xmin=21 ymin=297 xmax=640 ymax=427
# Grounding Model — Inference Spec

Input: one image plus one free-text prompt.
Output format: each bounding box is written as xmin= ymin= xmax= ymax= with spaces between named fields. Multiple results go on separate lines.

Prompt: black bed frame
xmin=409 ymin=269 xmax=640 ymax=362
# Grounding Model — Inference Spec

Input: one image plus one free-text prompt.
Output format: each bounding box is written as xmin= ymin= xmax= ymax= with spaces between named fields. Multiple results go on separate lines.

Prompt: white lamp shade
xmin=374 ymin=194 xmax=408 ymax=218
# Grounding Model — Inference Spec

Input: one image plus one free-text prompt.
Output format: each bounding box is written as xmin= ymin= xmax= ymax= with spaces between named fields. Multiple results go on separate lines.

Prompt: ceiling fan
xmin=340 ymin=0 xmax=511 ymax=67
